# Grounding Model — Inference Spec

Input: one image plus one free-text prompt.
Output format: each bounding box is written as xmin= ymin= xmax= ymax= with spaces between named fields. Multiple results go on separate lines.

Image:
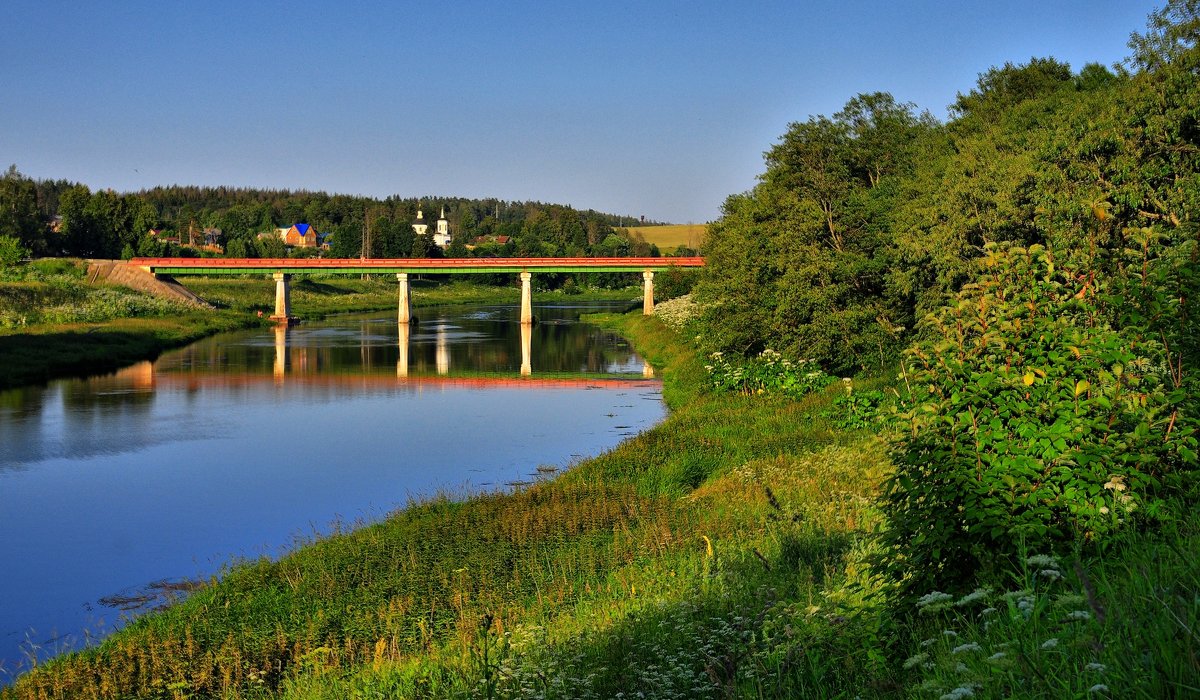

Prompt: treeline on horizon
xmin=0 ymin=173 xmax=681 ymax=264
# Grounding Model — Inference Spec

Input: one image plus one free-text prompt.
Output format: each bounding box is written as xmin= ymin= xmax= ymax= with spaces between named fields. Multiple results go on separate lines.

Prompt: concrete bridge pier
xmin=643 ymin=270 xmax=655 ymax=315
xmin=519 ymin=272 xmax=533 ymax=324
xmin=270 ymin=273 xmax=292 ymax=322
xmin=396 ymin=273 xmax=411 ymax=324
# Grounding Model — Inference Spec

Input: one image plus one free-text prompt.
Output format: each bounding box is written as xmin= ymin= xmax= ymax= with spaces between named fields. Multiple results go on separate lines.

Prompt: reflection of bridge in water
xmin=134 ymin=321 xmax=657 ymax=391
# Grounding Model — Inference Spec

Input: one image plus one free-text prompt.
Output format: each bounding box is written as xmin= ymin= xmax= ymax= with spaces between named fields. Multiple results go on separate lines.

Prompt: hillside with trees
xmin=0 ymin=175 xmax=666 ymax=263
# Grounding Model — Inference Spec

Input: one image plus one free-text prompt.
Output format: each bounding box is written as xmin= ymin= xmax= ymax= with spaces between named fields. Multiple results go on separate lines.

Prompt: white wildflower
xmin=943 ymin=630 xmax=959 ymax=638
xmin=951 ymin=642 xmax=982 ymax=654
xmin=1040 ymin=638 xmax=1059 ymax=649
xmin=1025 ymin=554 xmax=1059 ymax=569
xmin=1067 ymin=609 xmax=1092 ymax=621
xmin=981 ymin=607 xmax=998 ymax=616
xmin=940 ymin=687 xmax=975 ymax=700
xmin=1089 ymin=684 xmax=1109 ymax=694
xmin=956 ymin=588 xmax=991 ymax=607
xmin=903 ymin=652 xmax=929 ymax=669
xmin=916 ymin=591 xmax=955 ymax=610
xmin=1103 ymin=475 xmax=1126 ymax=492
xmin=988 ymin=652 xmax=1006 ymax=661
xmin=1085 ymin=662 xmax=1106 ymax=673
xmin=1039 ymin=568 xmax=1063 ymax=581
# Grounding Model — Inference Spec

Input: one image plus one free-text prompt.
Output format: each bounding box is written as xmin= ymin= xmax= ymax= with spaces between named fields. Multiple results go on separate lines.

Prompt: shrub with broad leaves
xmin=880 ymin=244 xmax=1197 ymax=596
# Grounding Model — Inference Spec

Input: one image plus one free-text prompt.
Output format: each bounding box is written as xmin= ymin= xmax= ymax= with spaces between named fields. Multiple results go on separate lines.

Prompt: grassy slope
xmin=620 ymin=224 xmax=708 ymax=250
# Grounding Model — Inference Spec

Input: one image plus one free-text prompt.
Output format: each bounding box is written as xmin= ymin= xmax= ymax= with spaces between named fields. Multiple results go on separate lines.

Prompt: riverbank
xmin=1 ymin=313 xmax=893 ymax=698
xmin=5 ymin=312 xmax=1193 ymax=698
xmin=0 ymin=267 xmax=641 ymax=392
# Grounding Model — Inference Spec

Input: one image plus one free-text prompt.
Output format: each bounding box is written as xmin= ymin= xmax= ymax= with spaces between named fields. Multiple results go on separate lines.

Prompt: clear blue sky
xmin=0 ymin=0 xmax=1162 ymax=223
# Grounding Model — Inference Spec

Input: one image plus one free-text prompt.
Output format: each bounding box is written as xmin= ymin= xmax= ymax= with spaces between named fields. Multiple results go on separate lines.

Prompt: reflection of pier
xmin=257 ymin=320 xmax=658 ymax=388
xmin=152 ymin=374 xmax=660 ymax=390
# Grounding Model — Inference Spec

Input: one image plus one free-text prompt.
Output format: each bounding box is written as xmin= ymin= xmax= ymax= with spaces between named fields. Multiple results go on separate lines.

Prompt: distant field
xmin=620 ymin=224 xmax=707 ymax=250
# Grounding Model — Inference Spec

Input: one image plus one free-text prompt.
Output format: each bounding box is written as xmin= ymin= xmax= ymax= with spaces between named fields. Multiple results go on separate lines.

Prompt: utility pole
xmin=361 ymin=206 xmax=372 ymax=280
xmin=361 ymin=206 xmax=372 ymax=261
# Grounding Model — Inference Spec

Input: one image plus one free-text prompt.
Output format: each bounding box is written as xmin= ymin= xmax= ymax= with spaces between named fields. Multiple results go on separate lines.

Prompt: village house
xmin=281 ymin=223 xmax=318 ymax=248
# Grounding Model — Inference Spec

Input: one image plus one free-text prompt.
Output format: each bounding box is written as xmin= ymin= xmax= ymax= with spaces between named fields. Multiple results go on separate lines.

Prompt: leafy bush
xmin=881 ymin=244 xmax=1197 ymax=596
xmin=705 ymin=349 xmax=835 ymax=398
xmin=653 ymin=266 xmax=698 ymax=301
xmin=0 ymin=235 xmax=29 ymax=267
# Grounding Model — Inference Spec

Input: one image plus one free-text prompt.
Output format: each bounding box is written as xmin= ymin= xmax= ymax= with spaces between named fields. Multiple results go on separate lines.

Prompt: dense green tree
xmin=697 ymin=93 xmax=933 ymax=372
xmin=0 ymin=166 xmax=43 ymax=253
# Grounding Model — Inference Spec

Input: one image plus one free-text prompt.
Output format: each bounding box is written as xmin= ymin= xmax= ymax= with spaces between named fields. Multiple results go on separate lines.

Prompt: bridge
xmin=132 ymin=256 xmax=704 ymax=323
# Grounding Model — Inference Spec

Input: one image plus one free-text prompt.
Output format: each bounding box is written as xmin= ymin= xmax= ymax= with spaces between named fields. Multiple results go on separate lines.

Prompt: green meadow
xmin=619 ymin=224 xmax=707 ymax=251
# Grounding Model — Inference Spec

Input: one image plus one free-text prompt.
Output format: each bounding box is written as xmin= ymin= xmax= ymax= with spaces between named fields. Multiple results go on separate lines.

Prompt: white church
xmin=412 ymin=206 xmax=452 ymax=248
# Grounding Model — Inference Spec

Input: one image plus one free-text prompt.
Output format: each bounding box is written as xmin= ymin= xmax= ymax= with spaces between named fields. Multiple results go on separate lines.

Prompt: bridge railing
xmin=132 ymin=256 xmax=704 ymax=270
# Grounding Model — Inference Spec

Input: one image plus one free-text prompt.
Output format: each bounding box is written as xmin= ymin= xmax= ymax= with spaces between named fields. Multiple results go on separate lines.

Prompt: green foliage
xmin=881 ymin=245 xmax=1198 ymax=596
xmin=899 ymin=522 xmax=1200 ymax=699
xmin=705 ymin=349 xmax=835 ymax=399
xmin=0 ymin=166 xmax=43 ymax=253
xmin=0 ymin=235 xmax=30 ymax=267
xmin=695 ymin=92 xmax=932 ymax=374
xmin=824 ymin=383 xmax=889 ymax=430
xmin=653 ymin=266 xmax=697 ymax=301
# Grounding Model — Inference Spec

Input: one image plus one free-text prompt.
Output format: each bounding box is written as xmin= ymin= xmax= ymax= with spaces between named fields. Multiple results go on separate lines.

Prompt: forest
xmin=0 ymin=173 xmax=672 ymax=264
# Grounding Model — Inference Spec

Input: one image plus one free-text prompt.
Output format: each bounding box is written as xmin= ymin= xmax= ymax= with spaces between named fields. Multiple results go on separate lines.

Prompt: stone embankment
xmin=86 ymin=260 xmax=212 ymax=308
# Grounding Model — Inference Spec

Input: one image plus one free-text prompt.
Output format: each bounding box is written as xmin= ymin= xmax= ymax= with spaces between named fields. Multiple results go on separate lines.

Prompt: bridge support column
xmin=396 ymin=273 xmax=411 ymax=324
xmin=642 ymin=270 xmax=655 ymax=315
xmin=519 ymin=272 xmax=533 ymax=324
xmin=270 ymin=273 xmax=292 ymax=322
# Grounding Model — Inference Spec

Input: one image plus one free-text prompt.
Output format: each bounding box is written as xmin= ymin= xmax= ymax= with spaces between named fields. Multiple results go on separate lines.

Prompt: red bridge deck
xmin=133 ymin=256 xmax=704 ymax=275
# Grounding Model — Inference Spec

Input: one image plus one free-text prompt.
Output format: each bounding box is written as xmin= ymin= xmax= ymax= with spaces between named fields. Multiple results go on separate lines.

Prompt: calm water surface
xmin=0 ymin=301 xmax=664 ymax=676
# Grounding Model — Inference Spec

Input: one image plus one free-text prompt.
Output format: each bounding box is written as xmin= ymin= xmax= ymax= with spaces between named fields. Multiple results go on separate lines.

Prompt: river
xmin=0 ymin=301 xmax=665 ymax=677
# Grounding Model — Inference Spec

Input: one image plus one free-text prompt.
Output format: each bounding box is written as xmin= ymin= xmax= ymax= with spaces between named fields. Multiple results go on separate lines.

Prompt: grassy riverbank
xmin=0 ymin=262 xmax=641 ymax=391
xmin=3 ymin=313 xmax=893 ymax=698
xmin=4 ymin=310 xmax=1195 ymax=698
